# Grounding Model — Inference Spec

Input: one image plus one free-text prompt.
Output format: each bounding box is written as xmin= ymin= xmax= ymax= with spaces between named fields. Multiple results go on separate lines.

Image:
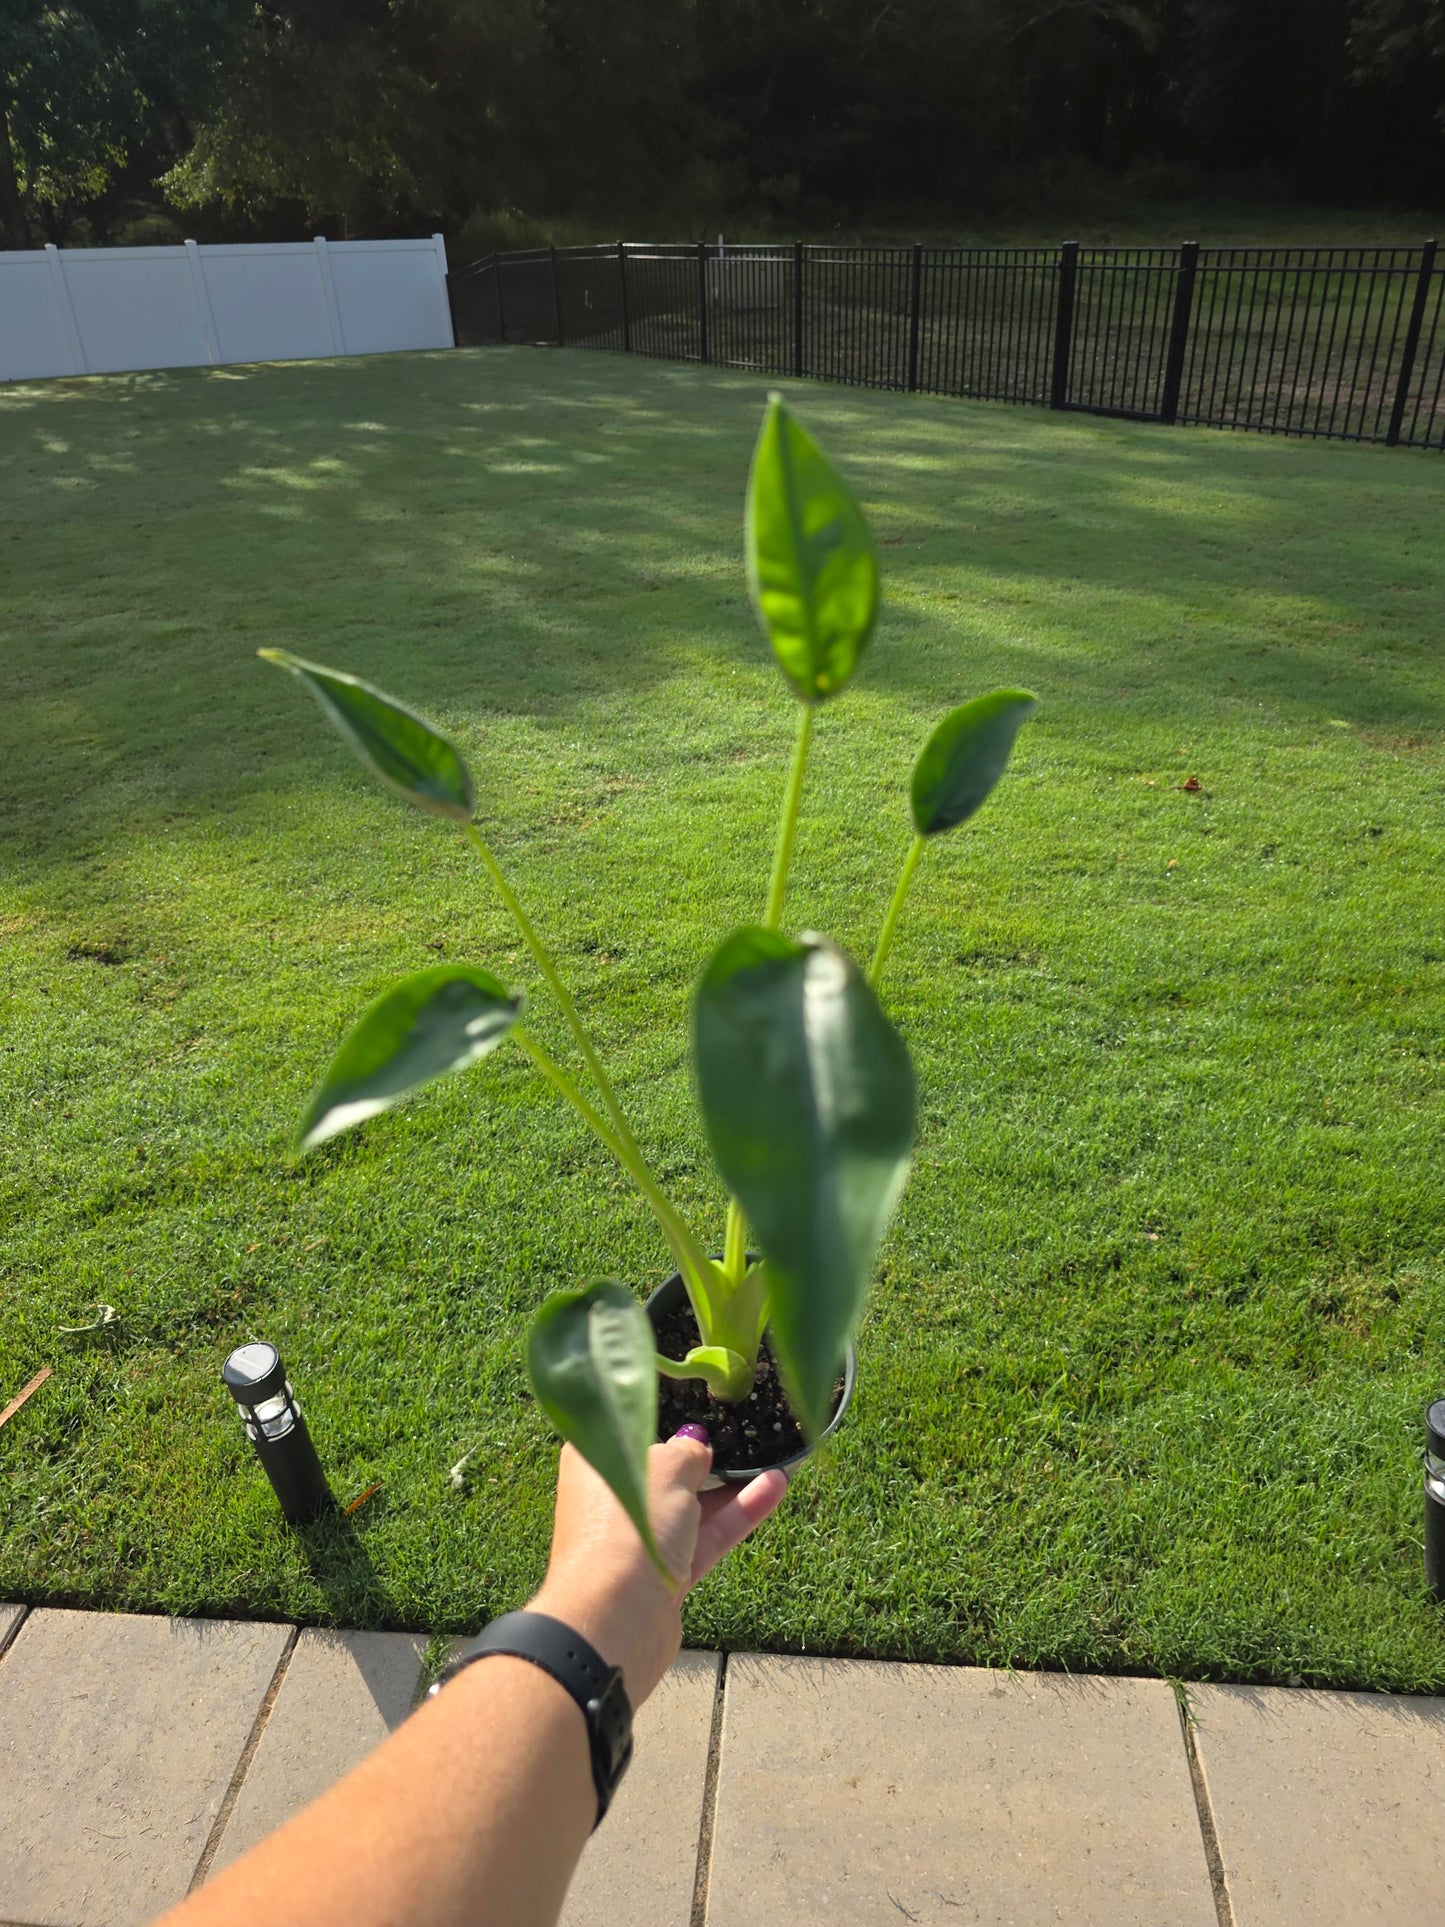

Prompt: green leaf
xmin=527 ymin=1281 xmax=667 ymax=1581
xmin=911 ymin=689 xmax=1038 ymax=837
xmin=298 ymin=965 xmax=522 ymax=1150
xmin=654 ymin=1344 xmax=754 ymax=1401
xmin=694 ymin=928 xmax=916 ymax=1437
xmin=745 ymin=393 xmax=880 ymax=704
xmin=259 ymin=649 xmax=475 ymax=822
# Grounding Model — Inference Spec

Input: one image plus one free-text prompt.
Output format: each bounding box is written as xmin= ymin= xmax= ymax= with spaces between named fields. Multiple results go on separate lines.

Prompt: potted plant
xmin=261 ymin=394 xmax=1036 ymax=1575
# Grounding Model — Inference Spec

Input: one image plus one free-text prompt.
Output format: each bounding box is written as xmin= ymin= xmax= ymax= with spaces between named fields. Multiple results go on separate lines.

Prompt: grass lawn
xmin=2 ymin=347 xmax=1443 ymax=1690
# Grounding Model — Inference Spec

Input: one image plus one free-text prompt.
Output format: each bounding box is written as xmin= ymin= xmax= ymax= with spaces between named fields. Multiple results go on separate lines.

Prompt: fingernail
xmin=672 ymin=1423 xmax=710 ymax=1445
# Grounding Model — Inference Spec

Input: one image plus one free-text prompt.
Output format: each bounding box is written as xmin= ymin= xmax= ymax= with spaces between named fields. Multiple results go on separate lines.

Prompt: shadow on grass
xmin=2 ymin=345 xmax=1442 ymax=872
xmin=295 ymin=1505 xmax=399 ymax=1627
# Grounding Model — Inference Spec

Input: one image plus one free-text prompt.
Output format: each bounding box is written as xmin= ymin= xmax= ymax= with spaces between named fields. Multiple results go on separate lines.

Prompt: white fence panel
xmin=326 ymin=238 xmax=453 ymax=356
xmin=200 ymin=245 xmax=337 ymax=365
xmin=0 ymin=252 xmax=77 ymax=378
xmin=61 ymin=247 xmax=206 ymax=373
xmin=0 ymin=235 xmax=454 ymax=383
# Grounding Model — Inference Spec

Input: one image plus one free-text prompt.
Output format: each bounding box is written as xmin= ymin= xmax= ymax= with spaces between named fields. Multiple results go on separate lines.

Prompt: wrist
xmin=528 ymin=1577 xmax=633 ymax=1674
xmin=529 ymin=1574 xmax=674 ymax=1704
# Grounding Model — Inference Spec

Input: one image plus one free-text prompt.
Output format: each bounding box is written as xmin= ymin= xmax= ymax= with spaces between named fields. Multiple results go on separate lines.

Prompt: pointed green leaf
xmin=299 ymin=965 xmax=522 ymax=1150
xmin=693 ymin=928 xmax=916 ymax=1438
xmin=911 ymin=689 xmax=1038 ymax=837
xmin=260 ymin=649 xmax=475 ymax=821
xmin=745 ymin=394 xmax=880 ymax=704
xmin=527 ymin=1281 xmax=667 ymax=1581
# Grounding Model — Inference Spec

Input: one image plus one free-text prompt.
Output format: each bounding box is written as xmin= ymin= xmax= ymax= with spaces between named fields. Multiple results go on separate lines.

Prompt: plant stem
xmin=654 ymin=1347 xmax=755 ymax=1402
xmin=463 ymin=822 xmax=644 ymax=1163
xmin=869 ymin=832 xmax=926 ymax=988
xmin=511 ymin=1026 xmax=715 ymax=1296
xmin=729 ymin=688 xmax=818 ymax=1300
xmin=728 ymin=699 xmax=816 ymax=1305
xmin=722 ymin=1197 xmax=748 ymax=1281
xmin=763 ymin=702 xmax=815 ymax=931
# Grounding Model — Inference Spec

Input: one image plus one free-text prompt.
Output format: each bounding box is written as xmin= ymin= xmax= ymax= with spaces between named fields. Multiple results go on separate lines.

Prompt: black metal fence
xmin=447 ymin=239 xmax=1445 ymax=450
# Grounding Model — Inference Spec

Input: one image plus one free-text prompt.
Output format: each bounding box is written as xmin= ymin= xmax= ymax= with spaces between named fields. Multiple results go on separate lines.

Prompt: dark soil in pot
xmin=650 ymin=1295 xmax=849 ymax=1478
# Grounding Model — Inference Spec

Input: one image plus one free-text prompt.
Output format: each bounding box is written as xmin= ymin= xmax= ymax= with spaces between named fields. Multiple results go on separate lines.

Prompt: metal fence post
xmin=1159 ymin=240 xmax=1200 ymax=424
xmin=793 ymin=240 xmax=805 ymax=378
xmin=550 ymin=244 xmax=563 ymax=346
xmin=1386 ymin=239 xmax=1438 ymax=446
xmin=697 ymin=240 xmax=709 ymax=362
xmin=907 ymin=243 xmax=923 ymax=392
xmin=1050 ymin=241 xmax=1079 ymax=411
xmin=616 ymin=240 xmax=631 ymax=352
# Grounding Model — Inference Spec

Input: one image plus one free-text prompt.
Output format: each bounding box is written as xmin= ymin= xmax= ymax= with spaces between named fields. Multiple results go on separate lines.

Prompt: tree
xmin=162 ymin=0 xmax=426 ymax=228
xmin=163 ymin=0 xmax=551 ymax=234
xmin=0 ymin=0 xmax=237 ymax=246
xmin=1350 ymin=0 xmax=1445 ymax=150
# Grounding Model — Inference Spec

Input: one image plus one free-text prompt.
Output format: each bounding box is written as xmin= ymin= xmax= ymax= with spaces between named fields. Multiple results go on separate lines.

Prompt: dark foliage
xmin=1 ymin=1 xmax=1442 ymax=246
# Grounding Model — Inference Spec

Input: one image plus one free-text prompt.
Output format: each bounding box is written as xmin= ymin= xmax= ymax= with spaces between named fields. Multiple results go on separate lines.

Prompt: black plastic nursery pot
xmin=645 ymin=1269 xmax=857 ymax=1488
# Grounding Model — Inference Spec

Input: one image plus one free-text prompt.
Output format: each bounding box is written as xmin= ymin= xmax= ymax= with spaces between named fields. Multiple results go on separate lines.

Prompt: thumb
xmin=658 ymin=1425 xmax=714 ymax=1493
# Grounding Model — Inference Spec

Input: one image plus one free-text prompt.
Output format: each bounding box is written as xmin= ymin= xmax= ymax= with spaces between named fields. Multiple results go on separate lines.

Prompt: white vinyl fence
xmin=0 ymin=234 xmax=455 ymax=383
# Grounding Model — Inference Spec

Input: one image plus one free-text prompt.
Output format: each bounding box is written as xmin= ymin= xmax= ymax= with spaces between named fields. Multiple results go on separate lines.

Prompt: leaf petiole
xmin=763 ymin=702 xmax=815 ymax=931
xmin=868 ymin=832 xmax=925 ymax=988
xmin=510 ymin=1026 xmax=720 ymax=1322
xmin=463 ymin=823 xmax=646 ymax=1166
xmin=654 ymin=1345 xmax=755 ymax=1402
xmin=722 ymin=1196 xmax=748 ymax=1282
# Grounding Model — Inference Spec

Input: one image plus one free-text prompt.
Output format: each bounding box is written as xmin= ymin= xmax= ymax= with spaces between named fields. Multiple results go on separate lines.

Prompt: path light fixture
xmin=223 ymin=1341 xmax=336 ymax=1526
xmin=1425 ymin=1400 xmax=1445 ymax=1603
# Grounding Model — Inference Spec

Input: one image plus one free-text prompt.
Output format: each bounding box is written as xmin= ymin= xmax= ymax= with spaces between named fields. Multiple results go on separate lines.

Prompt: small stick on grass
xmin=0 ymin=1366 xmax=52 ymax=1431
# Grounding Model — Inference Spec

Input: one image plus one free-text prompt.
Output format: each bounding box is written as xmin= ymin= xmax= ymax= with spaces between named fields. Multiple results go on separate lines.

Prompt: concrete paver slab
xmin=0 ymin=1602 xmax=24 ymax=1654
xmin=1190 ymin=1682 xmax=1445 ymax=1924
xmin=211 ymin=1628 xmax=429 ymax=1871
xmin=562 ymin=1649 xmax=720 ymax=1927
xmin=0 ymin=1607 xmax=291 ymax=1927
xmin=707 ymin=1654 xmax=1216 ymax=1927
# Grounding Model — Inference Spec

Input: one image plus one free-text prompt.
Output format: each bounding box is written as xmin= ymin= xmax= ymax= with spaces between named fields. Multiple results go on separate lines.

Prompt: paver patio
xmin=209 ymin=1630 xmax=429 ymax=1874
xmin=1189 ymin=1682 xmax=1445 ymax=1926
xmin=2 ymin=1602 xmax=1443 ymax=1925
xmin=708 ymin=1655 xmax=1218 ymax=1925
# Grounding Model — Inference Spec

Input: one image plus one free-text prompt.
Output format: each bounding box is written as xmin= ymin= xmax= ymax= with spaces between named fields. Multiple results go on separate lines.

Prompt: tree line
xmin=2 ymin=0 xmax=1442 ymax=252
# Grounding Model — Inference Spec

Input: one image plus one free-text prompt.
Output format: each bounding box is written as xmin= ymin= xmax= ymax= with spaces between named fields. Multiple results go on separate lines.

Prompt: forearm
xmin=166 ymin=1652 xmax=595 ymax=1927
xmin=163 ymin=1438 xmax=786 ymax=1927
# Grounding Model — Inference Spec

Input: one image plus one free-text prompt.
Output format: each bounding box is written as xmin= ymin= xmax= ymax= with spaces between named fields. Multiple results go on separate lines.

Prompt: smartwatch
xmin=426 ymin=1611 xmax=633 ymax=1828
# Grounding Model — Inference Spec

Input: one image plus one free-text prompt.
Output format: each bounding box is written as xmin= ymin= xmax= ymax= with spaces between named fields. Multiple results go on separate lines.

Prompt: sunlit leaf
xmin=911 ymin=689 xmax=1038 ymax=837
xmin=299 ymin=965 xmax=521 ymax=1150
xmin=260 ymin=649 xmax=475 ymax=821
xmin=527 ymin=1281 xmax=668 ymax=1581
xmin=654 ymin=1344 xmax=754 ymax=1401
xmin=745 ymin=394 xmax=879 ymax=704
xmin=694 ymin=928 xmax=915 ymax=1437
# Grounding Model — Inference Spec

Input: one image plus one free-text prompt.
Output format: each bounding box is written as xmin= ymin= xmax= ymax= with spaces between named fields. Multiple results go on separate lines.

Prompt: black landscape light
xmin=1425 ymin=1400 xmax=1445 ymax=1603
xmin=223 ymin=1341 xmax=336 ymax=1526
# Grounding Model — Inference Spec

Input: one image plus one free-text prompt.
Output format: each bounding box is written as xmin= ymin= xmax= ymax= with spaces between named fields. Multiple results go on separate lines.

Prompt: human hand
xmin=530 ymin=1434 xmax=788 ymax=1703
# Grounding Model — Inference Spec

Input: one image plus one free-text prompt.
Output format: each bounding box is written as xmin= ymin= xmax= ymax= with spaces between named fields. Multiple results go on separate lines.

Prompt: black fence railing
xmin=446 ymin=239 xmax=1445 ymax=450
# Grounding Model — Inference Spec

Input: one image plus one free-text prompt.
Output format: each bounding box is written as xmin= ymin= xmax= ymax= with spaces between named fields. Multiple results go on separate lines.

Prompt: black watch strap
xmin=427 ymin=1611 xmax=633 ymax=1829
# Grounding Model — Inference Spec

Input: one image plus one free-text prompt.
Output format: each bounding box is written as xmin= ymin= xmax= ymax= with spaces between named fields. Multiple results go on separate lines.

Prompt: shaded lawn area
xmin=1 ymin=346 xmax=1442 ymax=1690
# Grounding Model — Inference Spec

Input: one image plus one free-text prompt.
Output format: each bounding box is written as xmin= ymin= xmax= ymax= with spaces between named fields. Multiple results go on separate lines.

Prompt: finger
xmin=690 ymin=1468 xmax=789 ymax=1586
xmin=653 ymin=1431 xmax=714 ymax=1495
